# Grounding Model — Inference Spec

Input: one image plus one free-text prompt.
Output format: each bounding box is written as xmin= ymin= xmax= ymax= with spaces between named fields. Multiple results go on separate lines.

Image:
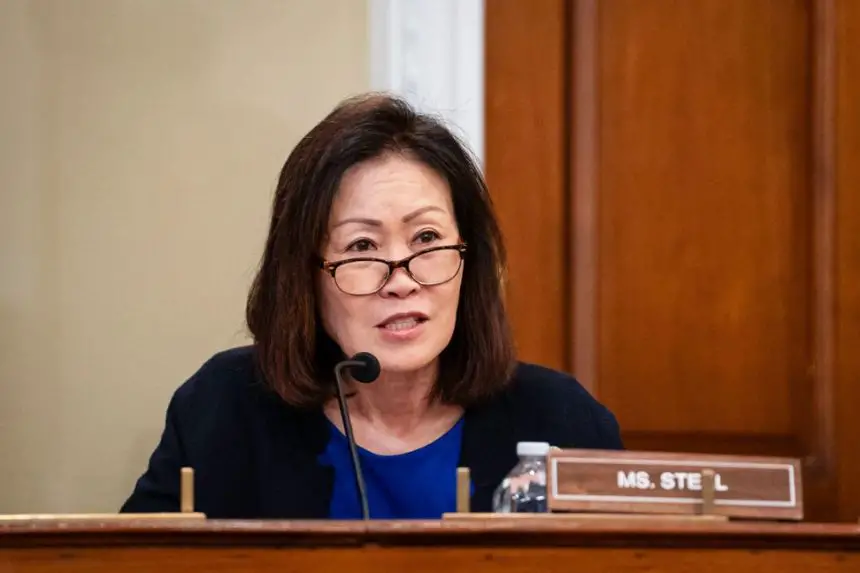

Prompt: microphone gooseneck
xmin=333 ymin=352 xmax=381 ymax=521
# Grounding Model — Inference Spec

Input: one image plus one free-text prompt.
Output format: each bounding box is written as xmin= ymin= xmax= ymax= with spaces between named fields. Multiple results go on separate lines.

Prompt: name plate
xmin=547 ymin=449 xmax=803 ymax=520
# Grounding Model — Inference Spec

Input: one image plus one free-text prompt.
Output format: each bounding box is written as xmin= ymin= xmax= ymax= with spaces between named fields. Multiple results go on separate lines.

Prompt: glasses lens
xmin=410 ymin=248 xmax=463 ymax=285
xmin=334 ymin=260 xmax=389 ymax=295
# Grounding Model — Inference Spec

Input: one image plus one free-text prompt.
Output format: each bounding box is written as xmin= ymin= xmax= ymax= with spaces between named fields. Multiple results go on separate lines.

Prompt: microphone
xmin=333 ymin=352 xmax=381 ymax=520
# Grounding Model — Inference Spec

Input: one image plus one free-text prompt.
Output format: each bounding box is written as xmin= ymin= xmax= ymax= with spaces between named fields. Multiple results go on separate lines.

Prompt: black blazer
xmin=120 ymin=346 xmax=623 ymax=518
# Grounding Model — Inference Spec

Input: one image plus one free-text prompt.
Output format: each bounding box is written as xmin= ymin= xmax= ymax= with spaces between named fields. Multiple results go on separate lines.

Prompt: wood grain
xmin=2 ymin=519 xmax=859 ymax=572
xmin=805 ymin=0 xmax=839 ymax=522
xmin=834 ymin=0 xmax=860 ymax=524
xmin=485 ymin=0 xmax=860 ymax=523
xmin=595 ymin=0 xmax=810 ymax=438
xmin=2 ymin=546 xmax=859 ymax=573
xmin=0 ymin=513 xmax=205 ymax=523
xmin=485 ymin=0 xmax=569 ymax=372
xmin=586 ymin=0 xmax=844 ymax=522
xmin=2 ymin=518 xmax=859 ymax=548
xmin=569 ymin=0 xmax=599 ymax=392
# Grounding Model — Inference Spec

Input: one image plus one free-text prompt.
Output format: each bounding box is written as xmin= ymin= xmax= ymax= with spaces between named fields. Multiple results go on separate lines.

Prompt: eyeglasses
xmin=320 ymin=243 xmax=467 ymax=296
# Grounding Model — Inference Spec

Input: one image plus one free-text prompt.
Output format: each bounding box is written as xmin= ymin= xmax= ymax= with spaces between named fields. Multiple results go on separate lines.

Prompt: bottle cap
xmin=517 ymin=441 xmax=551 ymax=457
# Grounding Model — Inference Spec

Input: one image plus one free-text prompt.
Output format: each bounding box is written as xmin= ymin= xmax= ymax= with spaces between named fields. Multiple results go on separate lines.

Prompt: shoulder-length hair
xmin=246 ymin=93 xmax=516 ymax=408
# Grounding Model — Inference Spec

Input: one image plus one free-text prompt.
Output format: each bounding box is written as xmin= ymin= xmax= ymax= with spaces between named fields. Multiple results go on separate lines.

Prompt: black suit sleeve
xmin=591 ymin=400 xmax=625 ymax=450
xmin=119 ymin=392 xmax=186 ymax=513
xmin=514 ymin=363 xmax=625 ymax=451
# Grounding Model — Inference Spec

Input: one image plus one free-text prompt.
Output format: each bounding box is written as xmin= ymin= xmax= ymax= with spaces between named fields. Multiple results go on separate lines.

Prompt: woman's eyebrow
xmin=331 ymin=217 xmax=381 ymax=229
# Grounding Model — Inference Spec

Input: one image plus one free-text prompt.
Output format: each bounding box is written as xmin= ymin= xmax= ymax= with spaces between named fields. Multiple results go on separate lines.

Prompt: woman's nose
xmin=379 ymin=266 xmax=420 ymax=298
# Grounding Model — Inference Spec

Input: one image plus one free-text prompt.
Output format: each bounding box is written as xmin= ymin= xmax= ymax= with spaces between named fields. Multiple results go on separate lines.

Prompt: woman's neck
xmin=350 ymin=363 xmax=438 ymax=429
xmin=325 ymin=361 xmax=464 ymax=454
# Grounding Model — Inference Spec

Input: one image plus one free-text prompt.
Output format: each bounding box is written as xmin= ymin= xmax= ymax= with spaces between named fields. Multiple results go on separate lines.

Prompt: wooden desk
xmin=2 ymin=517 xmax=859 ymax=572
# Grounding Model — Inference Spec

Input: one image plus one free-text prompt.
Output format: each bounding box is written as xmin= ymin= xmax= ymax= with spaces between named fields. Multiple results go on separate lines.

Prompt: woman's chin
xmin=372 ymin=348 xmax=439 ymax=375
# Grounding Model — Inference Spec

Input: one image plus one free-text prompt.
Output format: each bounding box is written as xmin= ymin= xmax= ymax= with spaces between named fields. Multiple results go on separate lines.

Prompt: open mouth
xmin=380 ymin=316 xmax=428 ymax=331
xmin=377 ymin=313 xmax=429 ymax=332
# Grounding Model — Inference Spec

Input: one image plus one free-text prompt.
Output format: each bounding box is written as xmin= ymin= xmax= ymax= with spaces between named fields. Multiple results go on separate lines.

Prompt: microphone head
xmin=350 ymin=352 xmax=381 ymax=384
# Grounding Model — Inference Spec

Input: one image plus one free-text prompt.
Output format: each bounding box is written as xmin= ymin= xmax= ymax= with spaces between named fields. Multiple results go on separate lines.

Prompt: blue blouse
xmin=318 ymin=418 xmax=465 ymax=519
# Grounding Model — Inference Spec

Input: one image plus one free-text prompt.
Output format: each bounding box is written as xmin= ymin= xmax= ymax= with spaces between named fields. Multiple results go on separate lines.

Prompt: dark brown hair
xmin=246 ymin=93 xmax=516 ymax=408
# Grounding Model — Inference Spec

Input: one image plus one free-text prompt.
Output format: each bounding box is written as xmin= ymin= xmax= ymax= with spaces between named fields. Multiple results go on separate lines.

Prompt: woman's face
xmin=317 ymin=154 xmax=464 ymax=375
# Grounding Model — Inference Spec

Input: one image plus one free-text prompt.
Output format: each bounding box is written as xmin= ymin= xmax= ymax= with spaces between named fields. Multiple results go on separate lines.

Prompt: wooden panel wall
xmin=485 ymin=1 xmax=569 ymax=370
xmin=485 ymin=0 xmax=860 ymax=522
xmin=834 ymin=0 xmax=860 ymax=525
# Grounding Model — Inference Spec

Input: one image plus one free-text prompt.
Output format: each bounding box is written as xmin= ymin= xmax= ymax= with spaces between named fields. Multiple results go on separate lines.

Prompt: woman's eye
xmin=415 ymin=230 xmax=441 ymax=244
xmin=346 ymin=239 xmax=375 ymax=252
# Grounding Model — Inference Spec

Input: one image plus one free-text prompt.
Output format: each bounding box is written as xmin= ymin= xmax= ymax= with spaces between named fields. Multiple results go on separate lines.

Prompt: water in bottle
xmin=491 ymin=441 xmax=550 ymax=513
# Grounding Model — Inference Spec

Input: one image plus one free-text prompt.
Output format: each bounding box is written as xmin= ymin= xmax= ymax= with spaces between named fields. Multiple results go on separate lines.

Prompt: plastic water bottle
xmin=491 ymin=441 xmax=550 ymax=513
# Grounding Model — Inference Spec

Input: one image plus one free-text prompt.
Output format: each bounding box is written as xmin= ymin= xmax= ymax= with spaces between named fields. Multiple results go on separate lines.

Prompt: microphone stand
xmin=333 ymin=360 xmax=370 ymax=521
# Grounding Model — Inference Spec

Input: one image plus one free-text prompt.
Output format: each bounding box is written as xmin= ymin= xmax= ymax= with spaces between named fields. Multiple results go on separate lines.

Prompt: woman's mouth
xmin=382 ymin=317 xmax=425 ymax=331
xmin=376 ymin=313 xmax=429 ymax=339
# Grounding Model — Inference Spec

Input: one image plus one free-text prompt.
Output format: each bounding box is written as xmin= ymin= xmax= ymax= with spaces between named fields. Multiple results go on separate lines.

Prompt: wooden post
xmin=180 ymin=467 xmax=194 ymax=513
xmin=456 ymin=467 xmax=470 ymax=513
xmin=701 ymin=469 xmax=716 ymax=516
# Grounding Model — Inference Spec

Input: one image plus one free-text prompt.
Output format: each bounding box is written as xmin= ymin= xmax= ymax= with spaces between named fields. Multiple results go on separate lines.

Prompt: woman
xmin=121 ymin=93 xmax=623 ymax=519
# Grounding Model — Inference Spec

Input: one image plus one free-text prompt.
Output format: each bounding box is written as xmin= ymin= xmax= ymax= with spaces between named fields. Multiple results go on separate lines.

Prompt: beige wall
xmin=0 ymin=0 xmax=368 ymax=513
